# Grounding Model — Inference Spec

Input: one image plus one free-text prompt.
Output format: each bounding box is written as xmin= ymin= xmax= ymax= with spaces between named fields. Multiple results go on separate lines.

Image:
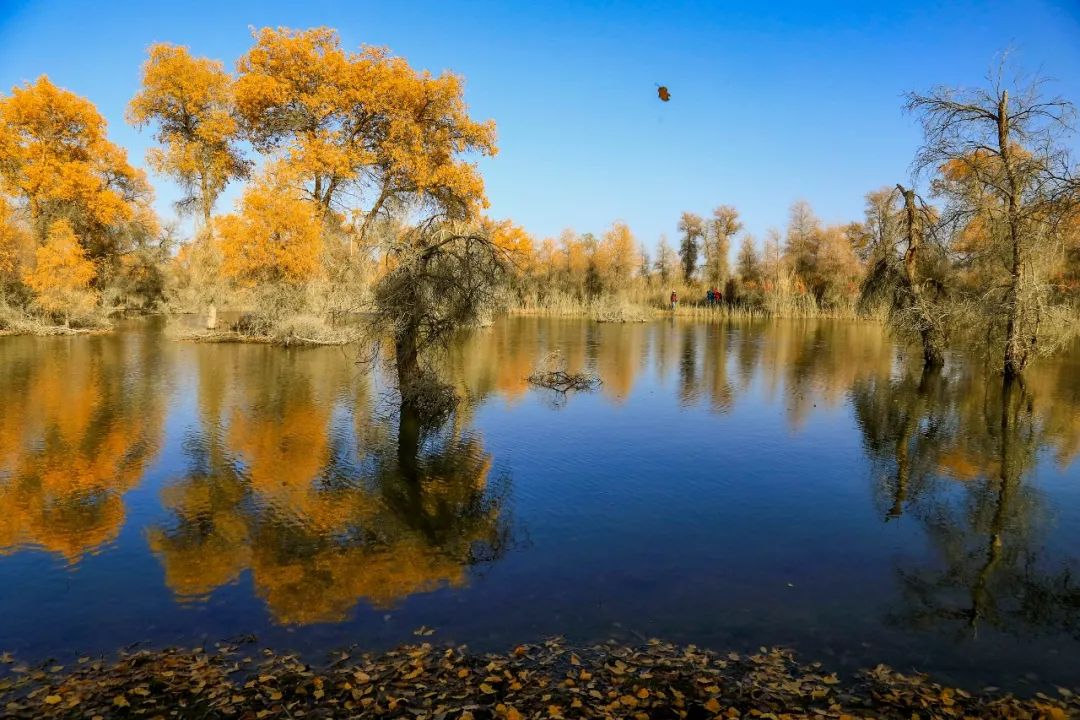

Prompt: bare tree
xmin=677 ymin=212 xmax=704 ymax=283
xmin=638 ymin=243 xmax=652 ymax=284
xmin=369 ymin=218 xmax=513 ymax=419
xmin=736 ymin=235 xmax=762 ymax=285
xmin=704 ymin=205 xmax=742 ymax=286
xmin=655 ymin=234 xmax=676 ymax=285
xmin=907 ymin=63 xmax=1078 ymax=377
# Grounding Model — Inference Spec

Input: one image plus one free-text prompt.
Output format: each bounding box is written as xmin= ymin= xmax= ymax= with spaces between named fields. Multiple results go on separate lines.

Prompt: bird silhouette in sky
xmin=657 ymin=85 xmax=671 ymax=102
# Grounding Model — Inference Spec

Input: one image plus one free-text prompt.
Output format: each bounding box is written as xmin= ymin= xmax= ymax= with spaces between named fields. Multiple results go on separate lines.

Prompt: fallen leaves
xmin=0 ymin=638 xmax=1076 ymax=719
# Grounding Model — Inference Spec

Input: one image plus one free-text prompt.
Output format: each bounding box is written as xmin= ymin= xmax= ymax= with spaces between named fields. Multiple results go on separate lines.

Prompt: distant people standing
xmin=706 ymin=288 xmax=715 ymax=306
xmin=670 ymin=290 xmax=678 ymax=311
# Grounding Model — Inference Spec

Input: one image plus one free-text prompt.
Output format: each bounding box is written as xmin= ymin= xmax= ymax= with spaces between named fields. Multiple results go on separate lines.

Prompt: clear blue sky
xmin=2 ymin=0 xmax=1079 ymax=252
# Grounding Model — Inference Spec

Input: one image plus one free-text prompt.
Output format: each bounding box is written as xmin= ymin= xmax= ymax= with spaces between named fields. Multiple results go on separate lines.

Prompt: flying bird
xmin=657 ymin=85 xmax=671 ymax=102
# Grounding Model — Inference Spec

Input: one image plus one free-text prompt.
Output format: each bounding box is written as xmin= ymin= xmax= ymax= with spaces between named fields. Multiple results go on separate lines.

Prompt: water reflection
xmin=149 ymin=347 xmax=508 ymax=624
xmin=853 ymin=361 xmax=1080 ymax=640
xmin=453 ymin=318 xmax=895 ymax=427
xmin=1 ymin=318 xmax=1079 ymax=688
xmin=0 ymin=335 xmax=164 ymax=562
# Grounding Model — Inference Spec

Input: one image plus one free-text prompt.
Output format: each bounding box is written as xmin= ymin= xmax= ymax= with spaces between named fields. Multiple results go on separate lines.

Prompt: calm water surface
xmin=2 ymin=317 xmax=1079 ymax=691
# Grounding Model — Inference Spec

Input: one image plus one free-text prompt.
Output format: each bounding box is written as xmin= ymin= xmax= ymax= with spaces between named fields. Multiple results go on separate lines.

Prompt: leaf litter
xmin=1 ymin=637 xmax=1076 ymax=719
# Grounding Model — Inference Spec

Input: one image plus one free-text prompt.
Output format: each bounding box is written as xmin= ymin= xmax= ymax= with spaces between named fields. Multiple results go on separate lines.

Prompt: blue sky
xmin=2 ymin=0 xmax=1079 ymax=252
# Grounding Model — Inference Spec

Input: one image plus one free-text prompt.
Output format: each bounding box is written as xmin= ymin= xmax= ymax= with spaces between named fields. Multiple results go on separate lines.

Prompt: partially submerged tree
xmin=859 ymin=185 xmax=951 ymax=367
xmin=370 ymin=219 xmax=513 ymax=417
xmin=907 ymin=65 xmax=1079 ymax=377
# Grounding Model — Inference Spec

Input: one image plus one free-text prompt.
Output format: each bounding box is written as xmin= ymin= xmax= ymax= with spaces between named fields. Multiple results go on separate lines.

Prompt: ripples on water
xmin=0 ymin=317 xmax=1078 ymax=690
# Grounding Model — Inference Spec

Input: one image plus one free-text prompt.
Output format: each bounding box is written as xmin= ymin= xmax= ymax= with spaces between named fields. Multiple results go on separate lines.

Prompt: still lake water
xmin=2 ymin=317 xmax=1079 ymax=691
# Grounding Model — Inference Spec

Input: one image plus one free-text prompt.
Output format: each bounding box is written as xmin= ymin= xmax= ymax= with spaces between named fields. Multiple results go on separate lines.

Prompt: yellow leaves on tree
xmin=128 ymin=43 xmax=247 ymax=223
xmin=217 ymin=169 xmax=324 ymax=286
xmin=0 ymin=76 xmax=152 ymax=259
xmin=595 ymin=221 xmax=638 ymax=288
xmin=0 ymin=197 xmax=30 ymax=281
xmin=23 ymin=220 xmax=97 ymax=321
xmin=485 ymin=219 xmax=535 ymax=272
xmin=233 ymin=27 xmax=496 ymax=233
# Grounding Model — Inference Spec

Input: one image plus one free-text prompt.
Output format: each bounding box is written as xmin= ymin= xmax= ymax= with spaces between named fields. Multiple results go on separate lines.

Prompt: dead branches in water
xmin=527 ymin=350 xmax=601 ymax=393
xmin=528 ymin=369 xmax=600 ymax=392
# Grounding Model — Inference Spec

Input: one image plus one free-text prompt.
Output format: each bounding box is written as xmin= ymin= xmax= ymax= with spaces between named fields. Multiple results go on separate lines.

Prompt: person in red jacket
xmin=670 ymin=290 xmax=678 ymax=310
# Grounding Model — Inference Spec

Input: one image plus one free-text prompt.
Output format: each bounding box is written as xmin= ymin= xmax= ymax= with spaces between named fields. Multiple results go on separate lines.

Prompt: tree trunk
xmin=897 ymin=184 xmax=945 ymax=369
xmin=1003 ymin=237 xmax=1026 ymax=378
xmin=996 ymin=90 xmax=1030 ymax=379
xmin=199 ymin=202 xmax=219 ymax=332
xmin=397 ymin=399 xmax=421 ymax=481
xmin=395 ymin=318 xmax=422 ymax=406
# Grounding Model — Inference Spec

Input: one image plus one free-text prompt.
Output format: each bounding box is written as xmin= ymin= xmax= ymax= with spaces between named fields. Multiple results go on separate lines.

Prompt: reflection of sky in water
xmin=1 ymin=317 xmax=1079 ymax=692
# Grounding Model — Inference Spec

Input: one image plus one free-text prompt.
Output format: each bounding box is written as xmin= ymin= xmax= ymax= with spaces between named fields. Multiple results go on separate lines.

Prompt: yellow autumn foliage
xmin=0 ymin=197 xmax=30 ymax=279
xmin=22 ymin=219 xmax=97 ymax=320
xmin=217 ymin=168 xmax=323 ymax=286
xmin=0 ymin=76 xmax=152 ymax=254
xmin=595 ymin=221 xmax=638 ymax=288
xmin=234 ymin=27 xmax=496 ymax=226
xmin=128 ymin=43 xmax=247 ymax=223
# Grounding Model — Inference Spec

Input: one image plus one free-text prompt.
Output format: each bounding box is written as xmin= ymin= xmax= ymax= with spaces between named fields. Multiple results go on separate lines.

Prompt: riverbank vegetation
xmin=2 ymin=637 xmax=1077 ymax=719
xmin=2 ymin=29 xmax=1079 ymax=388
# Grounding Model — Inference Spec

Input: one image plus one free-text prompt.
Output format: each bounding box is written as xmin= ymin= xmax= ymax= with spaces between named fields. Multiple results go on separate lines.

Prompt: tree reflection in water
xmin=148 ymin=347 xmax=509 ymax=625
xmin=0 ymin=335 xmax=164 ymax=563
xmin=853 ymin=360 xmax=1080 ymax=640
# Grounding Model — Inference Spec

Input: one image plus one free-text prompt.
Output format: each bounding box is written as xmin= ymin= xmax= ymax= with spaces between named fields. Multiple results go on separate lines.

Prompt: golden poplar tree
xmin=217 ymin=166 xmax=324 ymax=290
xmin=0 ymin=198 xmax=29 ymax=289
xmin=22 ymin=219 xmax=97 ymax=323
xmin=0 ymin=77 xmax=154 ymax=262
xmin=128 ymin=43 xmax=247 ymax=226
xmin=233 ymin=27 xmax=496 ymax=236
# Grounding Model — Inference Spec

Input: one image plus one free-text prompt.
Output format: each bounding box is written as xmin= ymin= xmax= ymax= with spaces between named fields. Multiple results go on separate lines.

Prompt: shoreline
xmin=507 ymin=305 xmax=868 ymax=323
xmin=0 ymin=325 xmax=111 ymax=338
xmin=169 ymin=328 xmax=357 ymax=347
xmin=2 ymin=637 xmax=1074 ymax=719
xmin=0 ymin=310 xmax=876 ymax=343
